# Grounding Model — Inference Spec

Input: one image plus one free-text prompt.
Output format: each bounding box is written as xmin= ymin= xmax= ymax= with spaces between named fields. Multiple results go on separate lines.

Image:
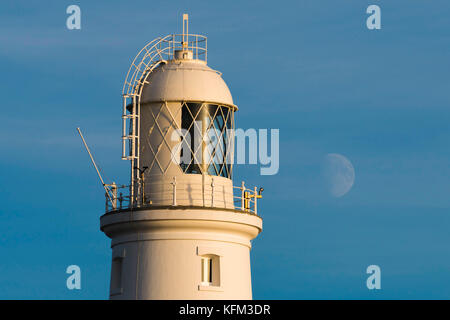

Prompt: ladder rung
xmin=122 ymin=114 xmax=139 ymax=119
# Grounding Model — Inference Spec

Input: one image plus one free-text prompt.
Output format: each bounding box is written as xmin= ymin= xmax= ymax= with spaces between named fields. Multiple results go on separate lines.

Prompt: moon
xmin=323 ymin=153 xmax=355 ymax=198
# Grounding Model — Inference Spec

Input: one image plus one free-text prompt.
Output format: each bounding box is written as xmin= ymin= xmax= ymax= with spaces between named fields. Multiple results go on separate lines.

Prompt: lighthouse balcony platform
xmin=104 ymin=180 xmax=263 ymax=216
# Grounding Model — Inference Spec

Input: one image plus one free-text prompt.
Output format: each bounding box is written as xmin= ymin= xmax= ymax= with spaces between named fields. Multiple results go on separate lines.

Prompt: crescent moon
xmin=323 ymin=153 xmax=355 ymax=198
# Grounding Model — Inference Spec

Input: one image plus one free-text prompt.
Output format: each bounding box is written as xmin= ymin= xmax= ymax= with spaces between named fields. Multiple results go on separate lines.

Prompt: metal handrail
xmin=104 ymin=179 xmax=262 ymax=216
xmin=123 ymin=33 xmax=207 ymax=97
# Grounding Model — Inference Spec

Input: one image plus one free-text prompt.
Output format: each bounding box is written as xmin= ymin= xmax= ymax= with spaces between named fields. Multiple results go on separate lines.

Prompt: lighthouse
xmin=100 ymin=14 xmax=263 ymax=300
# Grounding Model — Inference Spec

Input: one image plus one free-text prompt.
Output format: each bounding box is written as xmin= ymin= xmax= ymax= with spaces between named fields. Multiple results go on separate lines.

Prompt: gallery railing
xmin=104 ymin=179 xmax=262 ymax=216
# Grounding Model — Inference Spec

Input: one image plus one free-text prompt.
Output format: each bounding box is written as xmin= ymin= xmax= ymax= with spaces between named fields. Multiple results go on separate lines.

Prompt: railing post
xmin=241 ymin=181 xmax=245 ymax=211
xmin=211 ymin=177 xmax=215 ymax=207
xmin=119 ymin=192 xmax=123 ymax=210
xmin=111 ymin=182 xmax=117 ymax=210
xmin=254 ymin=186 xmax=258 ymax=215
xmin=171 ymin=176 xmax=177 ymax=206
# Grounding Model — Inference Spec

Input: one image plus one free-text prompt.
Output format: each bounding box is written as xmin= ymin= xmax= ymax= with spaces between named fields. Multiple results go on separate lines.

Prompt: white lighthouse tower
xmin=100 ymin=15 xmax=263 ymax=300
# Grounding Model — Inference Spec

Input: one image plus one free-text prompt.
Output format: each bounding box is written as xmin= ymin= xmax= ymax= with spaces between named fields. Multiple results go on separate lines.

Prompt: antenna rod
xmin=76 ymin=127 xmax=114 ymax=204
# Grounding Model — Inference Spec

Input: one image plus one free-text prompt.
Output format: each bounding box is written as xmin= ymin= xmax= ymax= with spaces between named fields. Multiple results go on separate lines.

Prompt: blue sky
xmin=1 ymin=0 xmax=450 ymax=299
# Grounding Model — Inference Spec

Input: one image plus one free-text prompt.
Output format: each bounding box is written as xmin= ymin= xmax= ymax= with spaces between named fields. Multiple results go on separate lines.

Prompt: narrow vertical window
xmin=197 ymin=247 xmax=223 ymax=291
xmin=199 ymin=253 xmax=221 ymax=290
xmin=110 ymin=247 xmax=126 ymax=296
xmin=111 ymin=257 xmax=123 ymax=293
xmin=201 ymin=257 xmax=213 ymax=286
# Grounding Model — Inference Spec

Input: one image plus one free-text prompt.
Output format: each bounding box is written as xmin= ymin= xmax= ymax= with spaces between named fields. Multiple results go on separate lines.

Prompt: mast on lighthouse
xmin=100 ymin=14 xmax=263 ymax=300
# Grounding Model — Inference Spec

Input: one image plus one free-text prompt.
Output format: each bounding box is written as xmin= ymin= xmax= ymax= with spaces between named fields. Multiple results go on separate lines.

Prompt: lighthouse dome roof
xmin=141 ymin=58 xmax=234 ymax=107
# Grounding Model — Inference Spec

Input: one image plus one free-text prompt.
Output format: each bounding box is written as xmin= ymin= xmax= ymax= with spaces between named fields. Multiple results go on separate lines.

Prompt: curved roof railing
xmin=122 ymin=34 xmax=207 ymax=97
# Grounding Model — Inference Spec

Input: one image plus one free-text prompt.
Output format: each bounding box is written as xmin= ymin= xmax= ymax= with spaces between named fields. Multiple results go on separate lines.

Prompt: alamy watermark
xmin=66 ymin=265 xmax=81 ymax=290
xmin=366 ymin=5 xmax=381 ymax=30
xmin=366 ymin=265 xmax=381 ymax=290
xmin=170 ymin=124 xmax=279 ymax=176
xmin=66 ymin=5 xmax=81 ymax=30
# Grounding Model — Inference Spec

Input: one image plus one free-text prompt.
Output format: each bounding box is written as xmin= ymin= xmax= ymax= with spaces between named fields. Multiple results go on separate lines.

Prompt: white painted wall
xmin=101 ymin=209 xmax=262 ymax=300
